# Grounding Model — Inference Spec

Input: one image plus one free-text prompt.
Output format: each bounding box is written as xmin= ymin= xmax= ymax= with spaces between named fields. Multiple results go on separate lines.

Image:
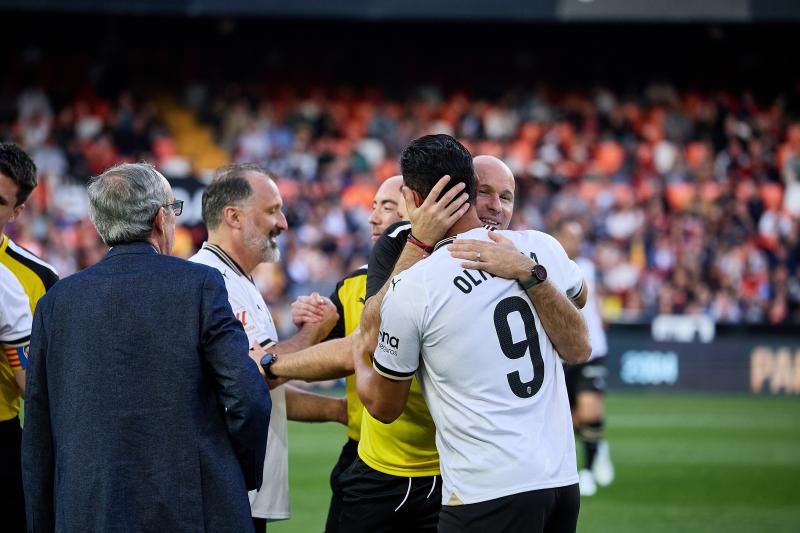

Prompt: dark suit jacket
xmin=22 ymin=242 xmax=271 ymax=533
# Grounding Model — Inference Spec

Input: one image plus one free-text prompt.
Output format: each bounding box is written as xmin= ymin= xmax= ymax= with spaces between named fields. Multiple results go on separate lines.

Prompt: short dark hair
xmin=202 ymin=163 xmax=272 ymax=230
xmin=0 ymin=143 xmax=38 ymax=206
xmin=400 ymin=134 xmax=475 ymax=205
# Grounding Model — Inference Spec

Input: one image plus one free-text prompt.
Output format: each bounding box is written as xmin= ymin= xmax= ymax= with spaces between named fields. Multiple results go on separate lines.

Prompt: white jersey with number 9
xmin=374 ymin=227 xmax=583 ymax=506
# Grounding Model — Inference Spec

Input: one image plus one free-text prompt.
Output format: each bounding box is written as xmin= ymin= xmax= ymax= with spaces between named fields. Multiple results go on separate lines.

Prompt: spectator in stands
xmin=1 ymin=81 xmax=798 ymax=327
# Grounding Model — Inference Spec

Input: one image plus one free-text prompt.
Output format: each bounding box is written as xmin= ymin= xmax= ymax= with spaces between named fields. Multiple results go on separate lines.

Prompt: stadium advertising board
xmin=607 ymin=319 xmax=800 ymax=395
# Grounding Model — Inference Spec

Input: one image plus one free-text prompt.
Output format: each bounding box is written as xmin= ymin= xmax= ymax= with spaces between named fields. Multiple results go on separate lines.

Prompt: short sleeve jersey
xmin=0 ymin=235 xmax=58 ymax=421
xmin=374 ymin=227 xmax=582 ymax=504
xmin=189 ymin=243 xmax=289 ymax=521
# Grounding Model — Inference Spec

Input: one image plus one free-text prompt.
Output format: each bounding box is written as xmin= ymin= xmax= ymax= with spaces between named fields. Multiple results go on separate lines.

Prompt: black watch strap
xmin=520 ymin=264 xmax=547 ymax=290
xmin=520 ymin=276 xmax=542 ymax=290
xmin=260 ymin=352 xmax=279 ymax=379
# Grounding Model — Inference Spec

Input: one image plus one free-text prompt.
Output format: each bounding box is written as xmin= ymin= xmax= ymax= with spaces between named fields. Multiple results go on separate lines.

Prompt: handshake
xmin=249 ymin=292 xmax=339 ymax=380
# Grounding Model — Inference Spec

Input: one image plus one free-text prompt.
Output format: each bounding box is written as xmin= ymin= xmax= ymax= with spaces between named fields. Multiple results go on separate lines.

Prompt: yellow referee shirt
xmin=328 ymin=267 xmax=368 ymax=441
xmin=357 ymin=378 xmax=439 ymax=477
xmin=356 ymin=221 xmax=439 ymax=478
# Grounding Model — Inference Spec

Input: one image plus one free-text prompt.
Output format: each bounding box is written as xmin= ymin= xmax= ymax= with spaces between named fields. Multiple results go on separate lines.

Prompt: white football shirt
xmin=190 ymin=243 xmax=289 ymax=521
xmin=0 ymin=264 xmax=32 ymax=353
xmin=576 ymin=257 xmax=608 ymax=360
xmin=375 ymin=227 xmax=582 ymax=505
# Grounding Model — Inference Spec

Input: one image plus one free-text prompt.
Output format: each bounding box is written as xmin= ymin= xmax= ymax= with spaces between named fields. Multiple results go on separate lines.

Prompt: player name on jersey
xmin=451 ymin=250 xmax=539 ymax=295
xmin=452 ymin=268 xmax=497 ymax=294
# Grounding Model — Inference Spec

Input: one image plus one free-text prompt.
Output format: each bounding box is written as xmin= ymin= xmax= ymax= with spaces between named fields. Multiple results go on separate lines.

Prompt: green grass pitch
xmin=270 ymin=392 xmax=800 ymax=533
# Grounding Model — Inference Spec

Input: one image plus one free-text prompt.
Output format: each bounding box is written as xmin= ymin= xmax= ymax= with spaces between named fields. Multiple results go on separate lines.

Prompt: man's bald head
xmin=474 ymin=155 xmax=513 ymax=179
xmin=474 ymin=155 xmax=515 ymax=230
xmin=380 ymin=175 xmax=405 ymax=198
xmin=368 ymin=175 xmax=406 ymax=242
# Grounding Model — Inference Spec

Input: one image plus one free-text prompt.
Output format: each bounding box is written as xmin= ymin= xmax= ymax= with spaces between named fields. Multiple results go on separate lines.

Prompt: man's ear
xmin=222 ymin=205 xmax=241 ymax=229
xmin=412 ymin=190 xmax=424 ymax=209
xmin=9 ymin=203 xmax=25 ymax=223
xmin=401 ymin=187 xmax=423 ymax=210
xmin=152 ymin=205 xmax=166 ymax=234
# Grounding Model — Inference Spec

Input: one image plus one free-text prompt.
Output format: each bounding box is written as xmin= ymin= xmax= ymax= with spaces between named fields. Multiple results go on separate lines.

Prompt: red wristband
xmin=407 ymin=233 xmax=434 ymax=254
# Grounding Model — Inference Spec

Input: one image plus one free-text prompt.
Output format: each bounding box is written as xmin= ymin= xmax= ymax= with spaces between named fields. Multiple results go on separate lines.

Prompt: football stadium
xmin=0 ymin=1 xmax=799 ymax=532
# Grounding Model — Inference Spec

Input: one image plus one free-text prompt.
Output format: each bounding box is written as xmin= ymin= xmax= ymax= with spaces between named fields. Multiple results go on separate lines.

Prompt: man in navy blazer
xmin=22 ymin=163 xmax=271 ymax=533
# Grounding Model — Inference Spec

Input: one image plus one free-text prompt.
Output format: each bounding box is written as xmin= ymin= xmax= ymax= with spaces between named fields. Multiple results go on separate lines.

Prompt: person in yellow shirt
xmin=298 ymin=175 xmax=406 ymax=533
xmin=0 ymin=143 xmax=58 ymax=533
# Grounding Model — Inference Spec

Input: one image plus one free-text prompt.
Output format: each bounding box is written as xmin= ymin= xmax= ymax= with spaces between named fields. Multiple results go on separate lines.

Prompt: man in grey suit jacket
xmin=22 ymin=163 xmax=271 ymax=533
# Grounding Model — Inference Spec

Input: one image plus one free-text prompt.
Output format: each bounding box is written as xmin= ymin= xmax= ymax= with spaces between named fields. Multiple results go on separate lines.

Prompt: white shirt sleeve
xmin=564 ymin=259 xmax=584 ymax=300
xmin=373 ymin=273 xmax=424 ymax=381
xmin=536 ymin=231 xmax=583 ymax=299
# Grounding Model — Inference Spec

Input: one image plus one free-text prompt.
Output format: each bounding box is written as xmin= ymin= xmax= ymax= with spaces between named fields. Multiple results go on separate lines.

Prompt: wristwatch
xmin=260 ymin=352 xmax=279 ymax=380
xmin=520 ymin=263 xmax=547 ymax=290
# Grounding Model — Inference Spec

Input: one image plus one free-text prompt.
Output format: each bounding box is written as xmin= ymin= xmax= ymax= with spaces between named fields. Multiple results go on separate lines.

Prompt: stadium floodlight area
xmin=2 ymin=0 xmax=800 ymax=22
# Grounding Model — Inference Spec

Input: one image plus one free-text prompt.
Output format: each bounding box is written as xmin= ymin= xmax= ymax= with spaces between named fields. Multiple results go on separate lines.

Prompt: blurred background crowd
xmin=2 ymin=18 xmax=799 ymax=331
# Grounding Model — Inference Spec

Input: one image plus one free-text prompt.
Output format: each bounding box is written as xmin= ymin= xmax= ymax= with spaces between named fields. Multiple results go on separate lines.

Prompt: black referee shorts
xmin=325 ymin=438 xmax=359 ymax=533
xmin=0 ymin=416 xmax=25 ymax=533
xmin=438 ymin=484 xmax=580 ymax=533
xmin=339 ymin=457 xmax=441 ymax=533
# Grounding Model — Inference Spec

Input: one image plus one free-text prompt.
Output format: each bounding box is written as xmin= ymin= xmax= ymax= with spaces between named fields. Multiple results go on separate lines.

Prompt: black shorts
xmin=438 ymin=484 xmax=580 ymax=533
xmin=325 ymin=438 xmax=359 ymax=533
xmin=0 ymin=417 xmax=25 ymax=533
xmin=564 ymin=357 xmax=607 ymax=408
xmin=339 ymin=457 xmax=441 ymax=533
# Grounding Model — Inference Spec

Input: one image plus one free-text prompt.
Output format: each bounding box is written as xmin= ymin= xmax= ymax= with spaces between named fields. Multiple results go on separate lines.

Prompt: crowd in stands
xmin=2 ymin=82 xmax=800 ymax=330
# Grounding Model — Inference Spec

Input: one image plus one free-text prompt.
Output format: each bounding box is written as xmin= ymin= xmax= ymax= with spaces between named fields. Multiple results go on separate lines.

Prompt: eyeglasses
xmin=163 ymin=200 xmax=184 ymax=217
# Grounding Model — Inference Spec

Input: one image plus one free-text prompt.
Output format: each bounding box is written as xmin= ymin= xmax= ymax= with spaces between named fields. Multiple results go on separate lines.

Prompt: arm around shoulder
xmin=527 ymin=281 xmax=591 ymax=364
xmin=448 ymin=232 xmax=591 ymax=363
